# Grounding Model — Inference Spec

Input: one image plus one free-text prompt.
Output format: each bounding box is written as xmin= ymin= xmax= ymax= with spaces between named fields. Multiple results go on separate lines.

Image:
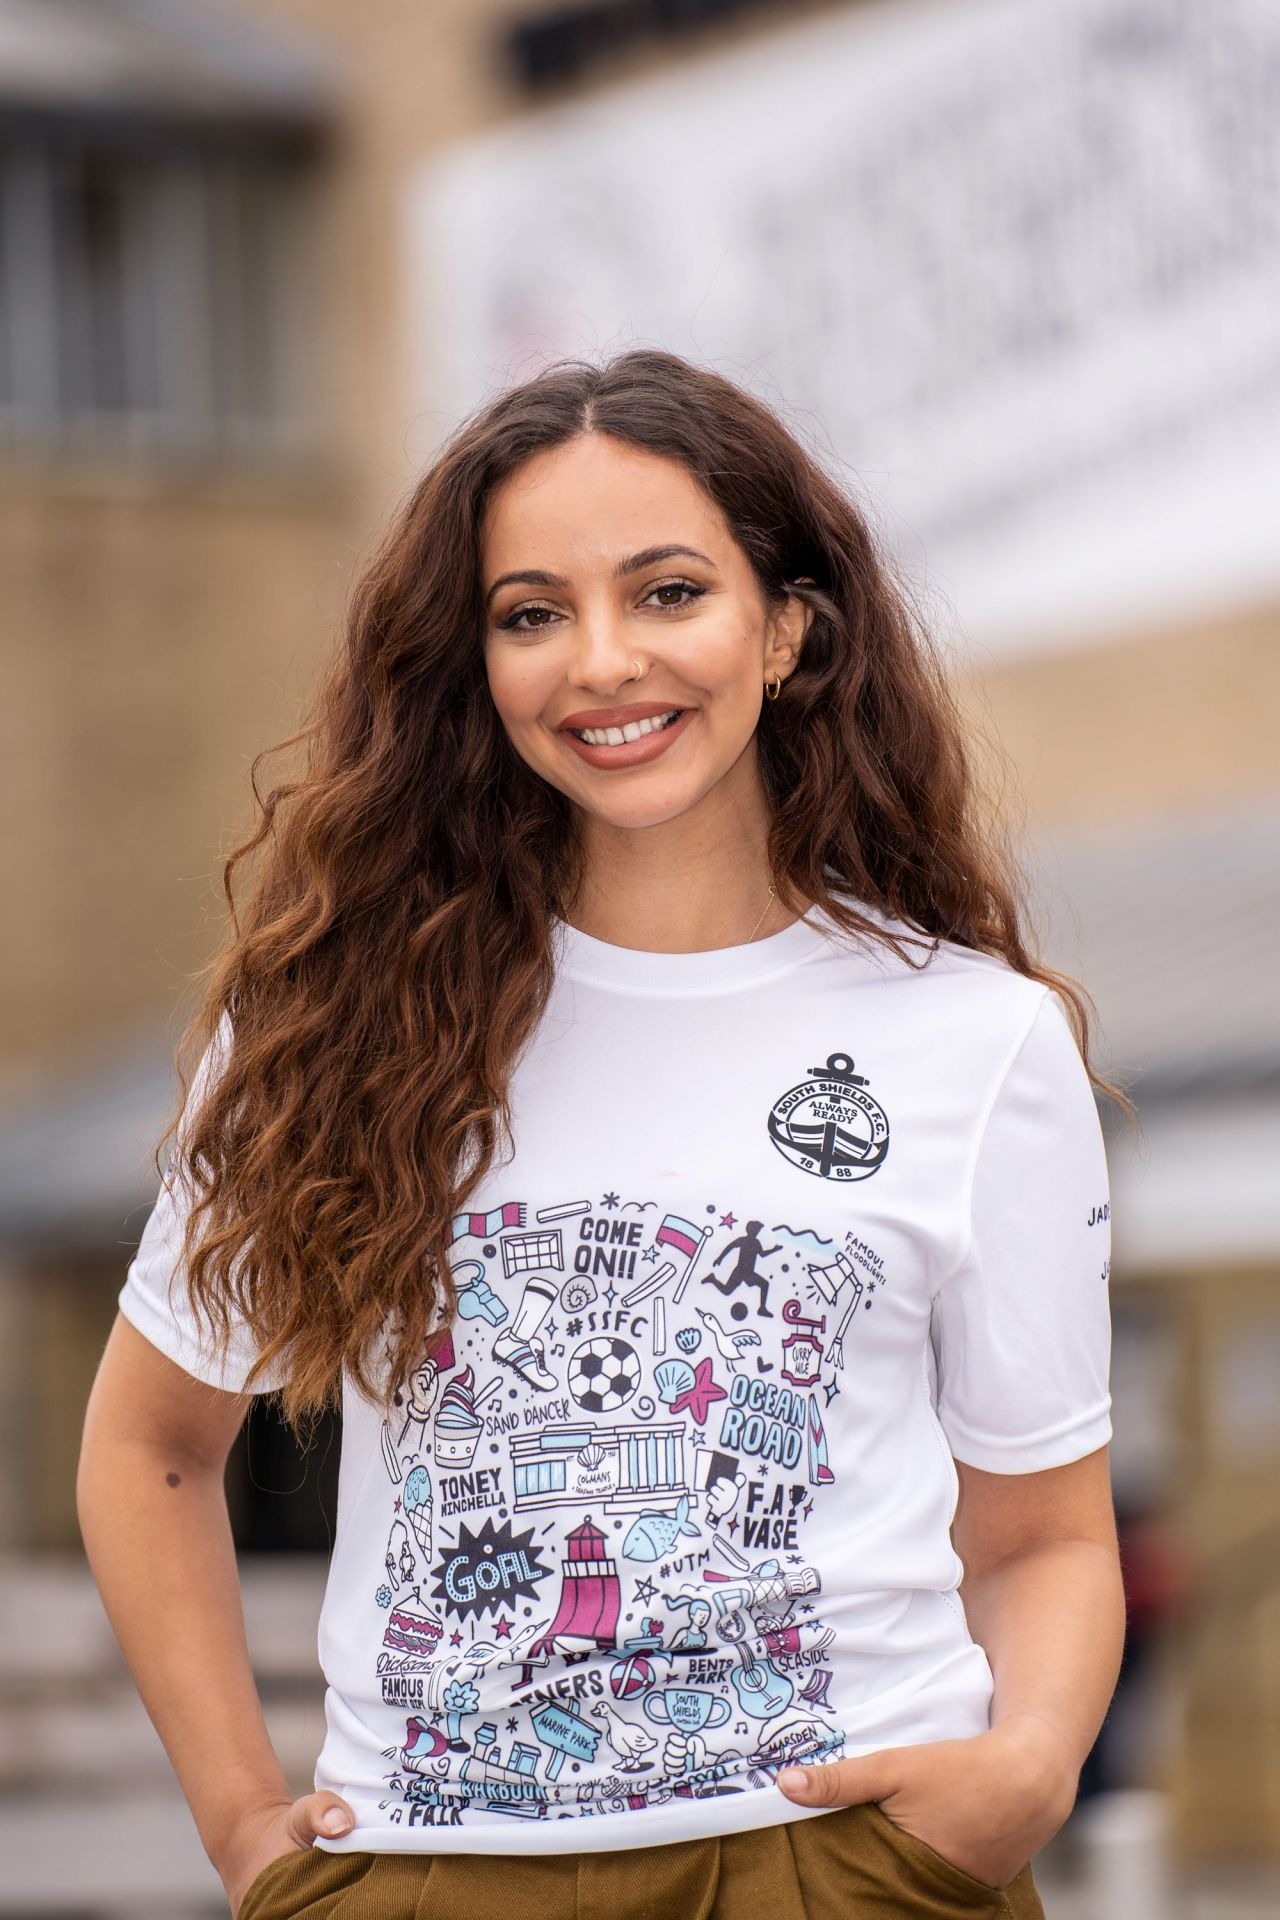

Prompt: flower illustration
xmin=442 ymin=1678 xmax=480 ymax=1748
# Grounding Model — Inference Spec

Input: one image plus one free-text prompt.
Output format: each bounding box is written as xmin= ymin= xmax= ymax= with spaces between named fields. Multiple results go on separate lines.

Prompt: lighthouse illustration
xmin=527 ymin=1519 xmax=622 ymax=1663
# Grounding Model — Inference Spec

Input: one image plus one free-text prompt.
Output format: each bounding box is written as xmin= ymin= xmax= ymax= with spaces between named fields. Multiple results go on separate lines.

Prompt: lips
xmin=564 ymin=711 xmax=683 ymax=747
xmin=558 ymin=701 xmax=686 ymax=732
xmin=558 ymin=705 xmax=695 ymax=767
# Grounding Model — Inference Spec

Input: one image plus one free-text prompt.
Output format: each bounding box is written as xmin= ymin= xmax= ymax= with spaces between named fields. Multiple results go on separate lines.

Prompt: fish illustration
xmin=622 ymin=1493 xmax=701 ymax=1562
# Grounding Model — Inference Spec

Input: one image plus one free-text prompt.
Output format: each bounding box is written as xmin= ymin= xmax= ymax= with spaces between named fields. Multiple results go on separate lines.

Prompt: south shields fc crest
xmin=767 ymin=1052 xmax=890 ymax=1182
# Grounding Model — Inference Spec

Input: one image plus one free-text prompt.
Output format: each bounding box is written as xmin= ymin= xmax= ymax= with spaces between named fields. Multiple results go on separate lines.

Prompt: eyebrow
xmin=484 ymin=544 xmax=717 ymax=609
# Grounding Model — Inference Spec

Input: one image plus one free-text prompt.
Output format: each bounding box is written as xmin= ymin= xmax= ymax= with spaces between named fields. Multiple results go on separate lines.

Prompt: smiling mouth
xmin=565 ymin=708 xmax=685 ymax=746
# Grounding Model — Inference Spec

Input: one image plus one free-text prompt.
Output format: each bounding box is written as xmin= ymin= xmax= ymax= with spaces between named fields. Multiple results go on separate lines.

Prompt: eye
xmin=643 ymin=578 xmax=706 ymax=611
xmin=495 ymin=602 xmax=558 ymax=632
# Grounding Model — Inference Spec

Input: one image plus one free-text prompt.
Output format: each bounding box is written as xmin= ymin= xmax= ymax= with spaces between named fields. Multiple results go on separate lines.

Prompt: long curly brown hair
xmin=156 ymin=347 xmax=1137 ymax=1438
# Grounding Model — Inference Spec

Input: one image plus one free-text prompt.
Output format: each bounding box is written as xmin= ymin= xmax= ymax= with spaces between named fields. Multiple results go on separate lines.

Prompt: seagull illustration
xmin=419 ymin=1619 xmax=544 ymax=1708
xmin=470 ymin=1616 xmax=544 ymax=1669
xmin=697 ymin=1307 xmax=763 ymax=1369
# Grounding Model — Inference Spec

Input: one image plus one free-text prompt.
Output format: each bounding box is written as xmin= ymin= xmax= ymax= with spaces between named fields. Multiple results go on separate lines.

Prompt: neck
xmin=565 ymin=874 xmax=788 ymax=953
xmin=563 ymin=782 xmax=801 ymax=955
xmin=571 ymin=833 xmax=809 ymax=952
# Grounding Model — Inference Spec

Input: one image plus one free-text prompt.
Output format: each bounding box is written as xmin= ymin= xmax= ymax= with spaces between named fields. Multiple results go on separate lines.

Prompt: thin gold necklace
xmin=746 ymin=881 xmax=778 ymax=943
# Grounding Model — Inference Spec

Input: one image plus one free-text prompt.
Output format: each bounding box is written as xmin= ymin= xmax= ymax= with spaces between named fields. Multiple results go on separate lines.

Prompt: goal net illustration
xmin=500 ymin=1229 xmax=564 ymax=1279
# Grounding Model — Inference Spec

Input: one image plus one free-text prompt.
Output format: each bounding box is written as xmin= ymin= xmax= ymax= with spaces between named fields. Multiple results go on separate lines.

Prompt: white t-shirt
xmin=118 ymin=897 xmax=1113 ymax=1855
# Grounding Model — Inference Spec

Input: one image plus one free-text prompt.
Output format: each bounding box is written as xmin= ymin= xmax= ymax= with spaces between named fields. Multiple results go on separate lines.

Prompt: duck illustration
xmin=696 ymin=1307 xmax=763 ymax=1369
xmin=590 ymin=1700 xmax=659 ymax=1771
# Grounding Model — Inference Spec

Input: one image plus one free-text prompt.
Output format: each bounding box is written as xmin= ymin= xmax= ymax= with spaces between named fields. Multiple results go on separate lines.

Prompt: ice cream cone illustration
xmin=403 ymin=1464 xmax=433 ymax=1560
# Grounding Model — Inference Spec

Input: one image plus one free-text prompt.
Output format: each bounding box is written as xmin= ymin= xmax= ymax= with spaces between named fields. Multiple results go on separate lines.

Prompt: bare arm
xmin=76 ymin=1313 xmax=353 ymax=1910
xmin=952 ymin=1444 xmax=1125 ymax=1776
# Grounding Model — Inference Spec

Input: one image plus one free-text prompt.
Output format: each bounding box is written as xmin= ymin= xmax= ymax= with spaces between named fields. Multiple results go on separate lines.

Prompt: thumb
xmin=290 ymin=1792 xmax=357 ymax=1844
xmin=777 ymin=1749 xmax=898 ymax=1808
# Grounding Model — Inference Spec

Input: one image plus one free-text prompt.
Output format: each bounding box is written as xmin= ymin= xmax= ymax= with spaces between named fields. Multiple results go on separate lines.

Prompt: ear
xmin=765 ymin=578 xmax=816 ymax=681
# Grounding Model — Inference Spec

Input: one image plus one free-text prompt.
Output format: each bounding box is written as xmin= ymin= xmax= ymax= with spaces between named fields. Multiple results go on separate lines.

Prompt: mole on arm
xmin=165 ymin=1471 xmax=182 ymax=1488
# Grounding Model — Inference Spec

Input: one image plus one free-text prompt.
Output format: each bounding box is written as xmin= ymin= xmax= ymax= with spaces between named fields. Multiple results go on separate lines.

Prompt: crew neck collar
xmin=550 ymin=898 xmax=857 ymax=994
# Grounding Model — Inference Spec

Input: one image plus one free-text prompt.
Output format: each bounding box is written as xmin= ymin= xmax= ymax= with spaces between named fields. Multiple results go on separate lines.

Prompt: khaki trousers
xmin=235 ymin=1802 xmax=1045 ymax=1920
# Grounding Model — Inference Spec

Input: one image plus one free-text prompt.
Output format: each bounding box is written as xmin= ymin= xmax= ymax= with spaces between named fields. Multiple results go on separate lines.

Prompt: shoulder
xmin=821 ymin=894 xmax=1055 ymax=1042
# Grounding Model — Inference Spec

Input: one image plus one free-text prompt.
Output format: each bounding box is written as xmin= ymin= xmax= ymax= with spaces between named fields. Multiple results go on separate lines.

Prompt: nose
xmin=565 ymin=599 xmax=641 ymax=690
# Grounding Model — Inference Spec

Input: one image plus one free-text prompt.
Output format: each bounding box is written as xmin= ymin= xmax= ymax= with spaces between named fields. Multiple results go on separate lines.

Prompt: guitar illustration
xmin=725 ymin=1620 xmax=793 ymax=1720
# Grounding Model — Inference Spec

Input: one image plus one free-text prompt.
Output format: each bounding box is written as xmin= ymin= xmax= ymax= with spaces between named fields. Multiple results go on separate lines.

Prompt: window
xmin=514 ymin=1458 xmax=567 ymax=1497
xmin=0 ymin=134 xmax=322 ymax=464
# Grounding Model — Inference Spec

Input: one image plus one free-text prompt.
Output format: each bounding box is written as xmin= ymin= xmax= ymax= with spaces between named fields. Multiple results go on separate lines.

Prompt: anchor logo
xmin=766 ymin=1053 xmax=890 ymax=1182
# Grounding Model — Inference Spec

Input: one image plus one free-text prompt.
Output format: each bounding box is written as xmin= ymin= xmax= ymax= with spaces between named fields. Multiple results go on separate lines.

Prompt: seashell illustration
xmin=575 ymin=1443 xmax=604 ymax=1470
xmin=560 ymin=1276 xmax=598 ymax=1312
xmin=674 ymin=1326 xmax=702 ymax=1354
xmin=654 ymin=1358 xmax=696 ymax=1406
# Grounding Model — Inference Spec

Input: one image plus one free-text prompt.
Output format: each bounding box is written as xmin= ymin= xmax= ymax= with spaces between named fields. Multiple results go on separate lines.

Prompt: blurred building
xmin=1 ymin=0 xmax=1278 ymax=1891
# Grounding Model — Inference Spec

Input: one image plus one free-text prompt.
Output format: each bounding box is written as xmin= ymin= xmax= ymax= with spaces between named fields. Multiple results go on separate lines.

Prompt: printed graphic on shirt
xmin=369 ymin=1184 xmax=890 ymax=1830
xmin=766 ymin=1052 xmax=891 ymax=1181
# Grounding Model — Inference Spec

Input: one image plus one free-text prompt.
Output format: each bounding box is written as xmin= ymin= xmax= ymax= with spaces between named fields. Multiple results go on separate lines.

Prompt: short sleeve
xmin=117 ymin=1011 xmax=287 ymax=1395
xmin=931 ymin=988 xmax=1113 ymax=1472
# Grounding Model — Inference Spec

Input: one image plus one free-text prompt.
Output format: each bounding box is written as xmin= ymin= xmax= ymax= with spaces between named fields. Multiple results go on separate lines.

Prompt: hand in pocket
xmin=222 ymin=1790 xmax=356 ymax=1919
xmin=777 ymin=1719 xmax=1077 ymax=1891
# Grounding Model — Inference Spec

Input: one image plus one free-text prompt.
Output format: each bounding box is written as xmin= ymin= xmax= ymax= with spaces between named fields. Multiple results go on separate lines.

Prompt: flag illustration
xmin=655 ymin=1214 xmax=704 ymax=1260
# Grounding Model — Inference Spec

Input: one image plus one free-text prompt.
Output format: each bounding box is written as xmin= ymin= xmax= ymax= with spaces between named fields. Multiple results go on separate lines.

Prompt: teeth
xmin=576 ymin=709 xmax=682 ymax=746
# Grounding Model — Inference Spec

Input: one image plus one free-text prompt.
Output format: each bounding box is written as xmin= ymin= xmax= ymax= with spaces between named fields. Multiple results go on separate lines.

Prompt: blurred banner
xmin=407 ymin=0 xmax=1280 ymax=657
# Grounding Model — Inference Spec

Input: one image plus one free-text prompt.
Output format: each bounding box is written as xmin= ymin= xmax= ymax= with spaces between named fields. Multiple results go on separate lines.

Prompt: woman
xmin=78 ymin=349 xmax=1133 ymax=1920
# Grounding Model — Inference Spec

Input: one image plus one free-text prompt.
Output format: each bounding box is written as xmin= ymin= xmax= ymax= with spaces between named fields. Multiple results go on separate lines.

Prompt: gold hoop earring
xmin=765 ymin=672 xmax=783 ymax=701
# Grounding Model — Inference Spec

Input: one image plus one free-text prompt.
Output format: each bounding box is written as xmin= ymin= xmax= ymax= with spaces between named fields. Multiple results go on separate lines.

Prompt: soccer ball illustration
xmin=568 ymin=1335 xmax=641 ymax=1413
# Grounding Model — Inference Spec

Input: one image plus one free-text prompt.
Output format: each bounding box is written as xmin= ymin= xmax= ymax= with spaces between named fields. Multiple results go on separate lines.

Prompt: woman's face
xmin=481 ymin=432 xmax=809 ymax=834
